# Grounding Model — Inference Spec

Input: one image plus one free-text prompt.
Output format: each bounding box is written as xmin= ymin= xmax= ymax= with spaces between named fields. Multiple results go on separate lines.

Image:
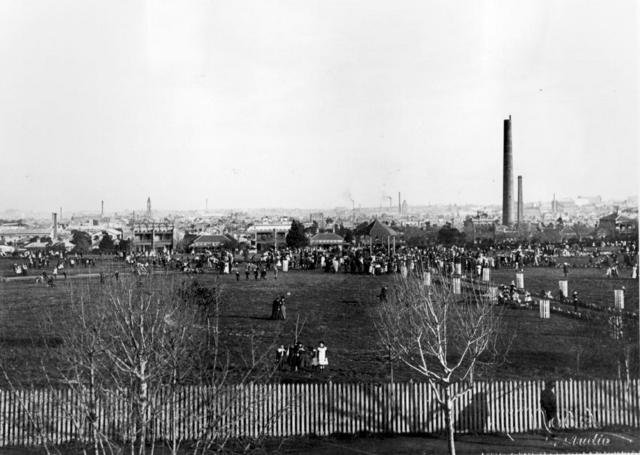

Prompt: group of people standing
xmin=271 ymin=295 xmax=287 ymax=320
xmin=276 ymin=341 xmax=328 ymax=372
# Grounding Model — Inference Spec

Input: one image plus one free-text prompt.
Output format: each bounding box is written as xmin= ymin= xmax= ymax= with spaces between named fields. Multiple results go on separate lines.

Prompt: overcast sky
xmin=0 ymin=0 xmax=637 ymax=213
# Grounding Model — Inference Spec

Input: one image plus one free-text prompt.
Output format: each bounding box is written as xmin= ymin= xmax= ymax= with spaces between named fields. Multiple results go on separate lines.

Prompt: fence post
xmin=539 ymin=300 xmax=550 ymax=319
xmin=614 ymin=289 xmax=624 ymax=310
xmin=452 ymin=277 xmax=461 ymax=295
xmin=488 ymin=286 xmax=498 ymax=303
xmin=559 ymin=280 xmax=568 ymax=299
xmin=0 ymin=380 xmax=638 ymax=443
xmin=516 ymin=271 xmax=524 ymax=289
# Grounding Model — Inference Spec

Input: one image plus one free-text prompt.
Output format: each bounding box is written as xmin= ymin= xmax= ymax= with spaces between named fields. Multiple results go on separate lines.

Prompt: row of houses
xmin=464 ymin=211 xmax=638 ymax=243
xmin=3 ymin=209 xmax=634 ymax=255
xmin=133 ymin=219 xmax=401 ymax=253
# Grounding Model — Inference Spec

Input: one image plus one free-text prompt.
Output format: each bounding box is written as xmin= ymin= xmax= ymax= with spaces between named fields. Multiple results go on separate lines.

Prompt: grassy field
xmin=0 ymin=255 xmax=128 ymax=277
xmin=0 ymin=261 xmax=638 ymax=386
xmin=491 ymin=266 xmax=638 ymax=312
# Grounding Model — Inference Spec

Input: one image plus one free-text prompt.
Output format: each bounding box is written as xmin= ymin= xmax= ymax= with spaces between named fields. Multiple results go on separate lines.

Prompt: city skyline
xmin=0 ymin=0 xmax=637 ymax=212
xmin=0 ymin=192 xmax=635 ymax=220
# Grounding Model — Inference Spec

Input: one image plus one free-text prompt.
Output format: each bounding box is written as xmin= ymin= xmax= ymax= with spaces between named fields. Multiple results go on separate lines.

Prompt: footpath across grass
xmin=0 ymin=430 xmax=637 ymax=454
xmin=275 ymin=429 xmax=640 ymax=454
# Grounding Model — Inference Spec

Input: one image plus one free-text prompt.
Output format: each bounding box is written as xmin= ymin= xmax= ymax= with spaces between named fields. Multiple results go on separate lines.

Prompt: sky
xmin=0 ymin=0 xmax=637 ymax=213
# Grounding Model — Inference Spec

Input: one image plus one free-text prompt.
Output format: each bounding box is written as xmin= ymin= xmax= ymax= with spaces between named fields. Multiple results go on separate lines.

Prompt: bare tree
xmin=591 ymin=311 xmax=638 ymax=382
xmin=19 ymin=274 xmax=280 ymax=455
xmin=569 ymin=297 xmax=638 ymax=383
xmin=375 ymin=272 xmax=506 ymax=455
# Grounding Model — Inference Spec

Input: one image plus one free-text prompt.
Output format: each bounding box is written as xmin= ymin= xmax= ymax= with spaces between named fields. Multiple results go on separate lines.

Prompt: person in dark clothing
xmin=292 ymin=342 xmax=305 ymax=371
xmin=540 ymin=381 xmax=557 ymax=431
xmin=378 ymin=286 xmax=388 ymax=303
xmin=271 ymin=297 xmax=280 ymax=320
xmin=275 ymin=296 xmax=286 ymax=320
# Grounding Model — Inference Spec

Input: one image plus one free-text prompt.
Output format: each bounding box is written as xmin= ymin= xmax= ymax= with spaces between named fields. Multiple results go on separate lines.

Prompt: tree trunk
xmin=444 ymin=390 xmax=456 ymax=455
xmin=624 ymin=346 xmax=631 ymax=384
xmin=135 ymin=360 xmax=149 ymax=455
xmin=89 ymin=356 xmax=99 ymax=455
xmin=171 ymin=367 xmax=179 ymax=455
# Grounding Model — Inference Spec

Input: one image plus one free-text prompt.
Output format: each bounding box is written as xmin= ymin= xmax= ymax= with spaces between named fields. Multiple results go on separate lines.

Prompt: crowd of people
xmin=219 ymin=240 xmax=638 ymax=282
xmin=7 ymin=251 xmax=100 ymax=286
xmin=6 ymin=239 xmax=637 ymax=284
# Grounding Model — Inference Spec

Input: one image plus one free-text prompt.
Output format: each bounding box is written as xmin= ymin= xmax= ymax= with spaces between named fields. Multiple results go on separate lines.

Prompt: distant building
xmin=494 ymin=224 xmax=520 ymax=242
xmin=463 ymin=213 xmax=497 ymax=243
xmin=598 ymin=211 xmax=638 ymax=239
xmin=309 ymin=212 xmax=325 ymax=229
xmin=309 ymin=232 xmax=344 ymax=247
xmin=131 ymin=222 xmax=182 ymax=252
xmin=354 ymin=219 xmax=399 ymax=247
xmin=0 ymin=226 xmax=52 ymax=245
xmin=575 ymin=195 xmax=602 ymax=206
xmin=246 ymin=223 xmax=291 ymax=251
xmin=189 ymin=234 xmax=231 ymax=250
xmin=523 ymin=205 xmax=542 ymax=220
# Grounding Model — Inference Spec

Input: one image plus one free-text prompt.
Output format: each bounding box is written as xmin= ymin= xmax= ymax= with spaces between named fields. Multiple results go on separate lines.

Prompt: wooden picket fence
xmin=0 ymin=379 xmax=638 ymax=446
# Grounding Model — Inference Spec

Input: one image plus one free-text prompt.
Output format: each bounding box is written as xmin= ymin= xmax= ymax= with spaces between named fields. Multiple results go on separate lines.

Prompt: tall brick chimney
xmin=502 ymin=115 xmax=514 ymax=226
xmin=52 ymin=212 xmax=58 ymax=240
xmin=517 ymin=175 xmax=523 ymax=227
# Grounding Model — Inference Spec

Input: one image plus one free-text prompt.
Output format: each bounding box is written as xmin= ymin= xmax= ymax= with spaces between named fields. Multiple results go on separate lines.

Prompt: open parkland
xmin=0 ymin=254 xmax=637 ymax=386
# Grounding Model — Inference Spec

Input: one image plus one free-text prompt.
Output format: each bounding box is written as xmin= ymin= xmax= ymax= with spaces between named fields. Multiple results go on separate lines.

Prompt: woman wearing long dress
xmin=276 ymin=297 xmax=286 ymax=320
xmin=317 ymin=342 xmax=328 ymax=371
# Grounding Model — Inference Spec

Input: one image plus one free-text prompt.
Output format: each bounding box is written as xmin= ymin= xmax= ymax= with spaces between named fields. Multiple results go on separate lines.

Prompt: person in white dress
xmin=317 ymin=341 xmax=328 ymax=371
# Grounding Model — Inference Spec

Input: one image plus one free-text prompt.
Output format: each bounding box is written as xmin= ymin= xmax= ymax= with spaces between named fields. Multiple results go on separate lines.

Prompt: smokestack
xmin=517 ymin=175 xmax=523 ymax=227
xmin=101 ymin=200 xmax=104 ymax=218
xmin=52 ymin=212 xmax=58 ymax=240
xmin=502 ymin=115 xmax=514 ymax=226
xmin=398 ymin=192 xmax=401 ymax=214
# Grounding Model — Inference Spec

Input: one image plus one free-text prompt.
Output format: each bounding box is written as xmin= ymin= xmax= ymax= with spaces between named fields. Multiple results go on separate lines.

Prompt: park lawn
xmin=0 ymin=267 xmax=638 ymax=386
xmin=491 ymin=266 xmax=638 ymax=312
xmin=0 ymin=256 xmax=129 ymax=278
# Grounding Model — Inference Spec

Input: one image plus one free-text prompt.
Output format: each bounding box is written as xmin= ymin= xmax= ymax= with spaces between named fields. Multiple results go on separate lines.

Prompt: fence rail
xmin=0 ymin=379 xmax=638 ymax=446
